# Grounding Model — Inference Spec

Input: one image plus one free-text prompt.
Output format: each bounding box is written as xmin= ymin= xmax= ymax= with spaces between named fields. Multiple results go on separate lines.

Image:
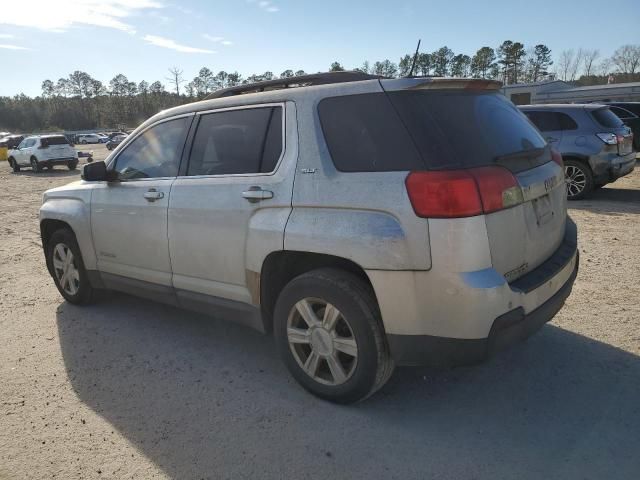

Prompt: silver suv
xmin=519 ymin=104 xmax=635 ymax=199
xmin=40 ymin=73 xmax=579 ymax=403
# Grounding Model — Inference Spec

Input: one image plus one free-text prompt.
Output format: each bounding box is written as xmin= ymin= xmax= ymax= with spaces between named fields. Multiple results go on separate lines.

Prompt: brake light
xmin=551 ymin=148 xmax=563 ymax=167
xmin=405 ymin=166 xmax=523 ymax=218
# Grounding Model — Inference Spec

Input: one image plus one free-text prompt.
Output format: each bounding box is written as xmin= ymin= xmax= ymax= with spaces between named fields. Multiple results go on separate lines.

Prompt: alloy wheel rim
xmin=287 ymin=298 xmax=358 ymax=386
xmin=565 ymin=165 xmax=586 ymax=197
xmin=52 ymin=243 xmax=80 ymax=296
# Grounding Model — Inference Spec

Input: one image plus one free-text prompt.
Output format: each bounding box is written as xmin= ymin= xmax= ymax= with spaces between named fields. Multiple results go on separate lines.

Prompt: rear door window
xmin=186 ymin=106 xmax=283 ymax=176
xmin=591 ymin=108 xmax=624 ymax=128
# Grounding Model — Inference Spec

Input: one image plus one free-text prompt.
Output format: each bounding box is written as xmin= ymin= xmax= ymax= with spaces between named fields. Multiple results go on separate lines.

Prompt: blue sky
xmin=0 ymin=0 xmax=638 ymax=96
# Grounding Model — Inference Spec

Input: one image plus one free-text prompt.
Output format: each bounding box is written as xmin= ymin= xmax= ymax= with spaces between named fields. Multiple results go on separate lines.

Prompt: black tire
xmin=274 ymin=268 xmax=394 ymax=404
xmin=30 ymin=157 xmax=41 ymax=173
xmin=564 ymin=159 xmax=593 ymax=200
xmin=8 ymin=157 xmax=20 ymax=172
xmin=68 ymin=160 xmax=78 ymax=170
xmin=46 ymin=228 xmax=96 ymax=305
xmin=80 ymin=140 xmax=87 ymax=144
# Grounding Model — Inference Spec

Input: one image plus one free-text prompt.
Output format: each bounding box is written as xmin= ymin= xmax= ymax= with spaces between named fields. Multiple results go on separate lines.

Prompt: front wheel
xmin=46 ymin=229 xmax=96 ymax=304
xmin=68 ymin=160 xmax=78 ymax=170
xmin=274 ymin=268 xmax=394 ymax=404
xmin=8 ymin=157 xmax=20 ymax=172
xmin=564 ymin=159 xmax=593 ymax=200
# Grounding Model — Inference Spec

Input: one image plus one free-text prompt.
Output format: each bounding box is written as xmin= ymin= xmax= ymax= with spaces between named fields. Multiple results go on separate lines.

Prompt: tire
xmin=564 ymin=159 xmax=593 ymax=200
xmin=30 ymin=157 xmax=41 ymax=173
xmin=8 ymin=157 xmax=19 ymax=172
xmin=81 ymin=140 xmax=87 ymax=144
xmin=46 ymin=228 xmax=96 ymax=305
xmin=274 ymin=268 xmax=394 ymax=404
xmin=68 ymin=160 xmax=78 ymax=170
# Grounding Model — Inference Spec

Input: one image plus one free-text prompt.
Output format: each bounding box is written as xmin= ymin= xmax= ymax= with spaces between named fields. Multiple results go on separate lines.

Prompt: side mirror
xmin=82 ymin=161 xmax=118 ymax=182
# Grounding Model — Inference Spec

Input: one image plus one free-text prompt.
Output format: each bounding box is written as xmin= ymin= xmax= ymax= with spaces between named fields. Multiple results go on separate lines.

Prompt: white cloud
xmin=0 ymin=44 xmax=29 ymax=50
xmin=0 ymin=0 xmax=162 ymax=33
xmin=202 ymin=34 xmax=233 ymax=46
xmin=0 ymin=33 xmax=15 ymax=39
xmin=144 ymin=34 xmax=214 ymax=54
xmin=248 ymin=0 xmax=279 ymax=13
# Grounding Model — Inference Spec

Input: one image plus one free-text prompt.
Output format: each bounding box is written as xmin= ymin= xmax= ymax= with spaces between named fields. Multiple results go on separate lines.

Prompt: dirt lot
xmin=1 ymin=146 xmax=639 ymax=479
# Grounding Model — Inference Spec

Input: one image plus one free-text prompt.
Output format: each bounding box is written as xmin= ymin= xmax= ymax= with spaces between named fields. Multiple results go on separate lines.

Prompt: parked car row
xmin=519 ymin=103 xmax=636 ymax=199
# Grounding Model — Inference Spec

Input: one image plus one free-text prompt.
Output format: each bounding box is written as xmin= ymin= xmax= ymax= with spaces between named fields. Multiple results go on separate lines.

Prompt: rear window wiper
xmin=494 ymin=147 xmax=546 ymax=163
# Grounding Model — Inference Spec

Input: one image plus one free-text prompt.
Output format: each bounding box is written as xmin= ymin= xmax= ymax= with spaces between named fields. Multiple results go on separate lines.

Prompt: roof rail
xmin=204 ymin=71 xmax=384 ymax=100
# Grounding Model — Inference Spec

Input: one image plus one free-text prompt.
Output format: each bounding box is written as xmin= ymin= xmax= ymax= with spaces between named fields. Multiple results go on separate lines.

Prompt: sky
xmin=0 ymin=0 xmax=638 ymax=97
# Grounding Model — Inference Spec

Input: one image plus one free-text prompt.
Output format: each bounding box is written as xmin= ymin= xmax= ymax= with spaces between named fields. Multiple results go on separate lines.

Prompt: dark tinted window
xmin=114 ymin=117 xmax=189 ymax=179
xmin=387 ymin=91 xmax=546 ymax=170
xmin=318 ymin=93 xmax=424 ymax=172
xmin=558 ymin=113 xmax=578 ymax=130
xmin=609 ymin=106 xmax=636 ymax=119
xmin=591 ymin=108 xmax=624 ymax=128
xmin=524 ymin=111 xmax=560 ymax=132
xmin=41 ymin=136 xmax=70 ymax=147
xmin=187 ymin=107 xmax=282 ymax=176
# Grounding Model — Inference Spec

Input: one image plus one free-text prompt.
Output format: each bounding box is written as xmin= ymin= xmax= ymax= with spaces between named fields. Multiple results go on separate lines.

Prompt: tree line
xmin=1 ymin=42 xmax=638 ymax=133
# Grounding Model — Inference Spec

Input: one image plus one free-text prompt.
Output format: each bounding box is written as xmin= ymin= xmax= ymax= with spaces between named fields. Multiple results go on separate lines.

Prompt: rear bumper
xmin=592 ymin=152 xmax=635 ymax=184
xmin=40 ymin=157 xmax=77 ymax=166
xmin=387 ymin=253 xmax=578 ymax=367
xmin=380 ymin=217 xmax=579 ymax=367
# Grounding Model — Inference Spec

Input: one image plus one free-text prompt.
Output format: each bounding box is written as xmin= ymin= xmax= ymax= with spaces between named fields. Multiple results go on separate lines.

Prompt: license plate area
xmin=532 ymin=194 xmax=553 ymax=226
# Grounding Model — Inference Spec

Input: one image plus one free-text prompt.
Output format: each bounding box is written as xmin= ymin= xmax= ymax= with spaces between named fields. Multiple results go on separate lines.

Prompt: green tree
xmin=432 ymin=47 xmax=454 ymax=76
xmin=471 ymin=47 xmax=496 ymax=78
xmin=450 ymin=54 xmax=471 ymax=77
xmin=329 ymin=61 xmax=345 ymax=72
xmin=372 ymin=59 xmax=398 ymax=77
xmin=280 ymin=69 xmax=294 ymax=78
xmin=497 ymin=41 xmax=526 ymax=84
xmin=527 ymin=44 xmax=553 ymax=82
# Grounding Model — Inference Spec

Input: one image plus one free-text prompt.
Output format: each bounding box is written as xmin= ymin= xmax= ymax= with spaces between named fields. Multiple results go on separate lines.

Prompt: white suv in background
xmin=8 ymin=135 xmax=78 ymax=172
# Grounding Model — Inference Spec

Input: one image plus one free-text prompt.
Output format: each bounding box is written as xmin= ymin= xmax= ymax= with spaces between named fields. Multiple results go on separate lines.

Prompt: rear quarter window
xmin=41 ymin=136 xmax=70 ymax=147
xmin=591 ymin=108 xmax=624 ymax=128
xmin=317 ymin=93 xmax=425 ymax=172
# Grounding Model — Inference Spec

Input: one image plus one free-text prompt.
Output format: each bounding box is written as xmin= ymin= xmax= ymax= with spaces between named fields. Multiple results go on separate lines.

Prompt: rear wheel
xmin=46 ymin=229 xmax=96 ymax=304
xmin=274 ymin=268 xmax=394 ymax=404
xmin=564 ymin=159 xmax=593 ymax=200
xmin=30 ymin=157 xmax=41 ymax=173
xmin=8 ymin=157 xmax=19 ymax=172
xmin=68 ymin=160 xmax=78 ymax=170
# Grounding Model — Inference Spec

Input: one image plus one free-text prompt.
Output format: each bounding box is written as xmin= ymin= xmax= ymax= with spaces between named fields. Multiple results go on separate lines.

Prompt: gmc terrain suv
xmin=519 ymin=104 xmax=635 ymax=200
xmin=40 ymin=73 xmax=579 ymax=403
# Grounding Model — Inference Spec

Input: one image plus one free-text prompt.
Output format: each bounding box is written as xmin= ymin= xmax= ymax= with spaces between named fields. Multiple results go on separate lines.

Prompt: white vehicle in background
xmin=8 ymin=135 xmax=78 ymax=172
xmin=77 ymin=133 xmax=105 ymax=144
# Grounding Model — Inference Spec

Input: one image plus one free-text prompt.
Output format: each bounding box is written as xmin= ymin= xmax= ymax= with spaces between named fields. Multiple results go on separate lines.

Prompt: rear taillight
xmin=596 ymin=133 xmax=617 ymax=145
xmin=551 ymin=148 xmax=564 ymax=167
xmin=405 ymin=166 xmax=523 ymax=219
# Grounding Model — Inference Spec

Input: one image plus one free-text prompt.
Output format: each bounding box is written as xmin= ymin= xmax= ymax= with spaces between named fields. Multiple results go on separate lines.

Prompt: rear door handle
xmin=143 ymin=188 xmax=164 ymax=202
xmin=242 ymin=186 xmax=273 ymax=203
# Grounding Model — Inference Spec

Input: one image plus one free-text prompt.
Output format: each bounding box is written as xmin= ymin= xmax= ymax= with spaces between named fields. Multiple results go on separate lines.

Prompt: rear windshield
xmin=318 ymin=91 xmax=548 ymax=173
xmin=41 ymin=136 xmax=70 ymax=147
xmin=591 ymin=108 xmax=624 ymax=128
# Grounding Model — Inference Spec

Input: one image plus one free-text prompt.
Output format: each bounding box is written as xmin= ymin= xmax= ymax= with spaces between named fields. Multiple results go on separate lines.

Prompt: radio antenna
xmin=407 ymin=39 xmax=421 ymax=77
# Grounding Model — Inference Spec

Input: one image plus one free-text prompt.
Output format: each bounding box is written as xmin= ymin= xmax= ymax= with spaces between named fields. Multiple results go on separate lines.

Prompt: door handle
xmin=143 ymin=188 xmax=164 ymax=202
xmin=242 ymin=186 xmax=273 ymax=203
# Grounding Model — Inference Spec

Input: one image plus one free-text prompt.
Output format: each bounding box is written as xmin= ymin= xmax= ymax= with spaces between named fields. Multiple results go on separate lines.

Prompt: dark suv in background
xmin=520 ymin=104 xmax=635 ymax=199
xmin=605 ymin=104 xmax=640 ymax=151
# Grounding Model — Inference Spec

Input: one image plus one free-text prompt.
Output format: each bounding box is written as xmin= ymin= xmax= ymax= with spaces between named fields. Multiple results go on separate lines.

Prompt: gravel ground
xmin=1 ymin=146 xmax=639 ymax=480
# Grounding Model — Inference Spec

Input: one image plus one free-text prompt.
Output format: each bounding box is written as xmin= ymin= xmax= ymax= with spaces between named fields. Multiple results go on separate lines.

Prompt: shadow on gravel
xmin=56 ymin=294 xmax=640 ymax=480
xmin=569 ymin=186 xmax=640 ymax=215
xmin=12 ymin=169 xmax=81 ymax=178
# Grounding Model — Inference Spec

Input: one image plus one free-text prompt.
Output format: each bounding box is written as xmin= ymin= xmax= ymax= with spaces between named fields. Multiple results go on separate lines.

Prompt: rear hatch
xmin=590 ymin=107 xmax=634 ymax=156
xmin=41 ymin=136 xmax=74 ymax=158
xmin=382 ymin=79 xmax=567 ymax=281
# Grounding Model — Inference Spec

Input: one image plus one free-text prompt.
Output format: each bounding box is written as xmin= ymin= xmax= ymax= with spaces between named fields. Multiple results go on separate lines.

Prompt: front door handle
xmin=242 ymin=186 xmax=273 ymax=203
xmin=143 ymin=188 xmax=164 ymax=202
